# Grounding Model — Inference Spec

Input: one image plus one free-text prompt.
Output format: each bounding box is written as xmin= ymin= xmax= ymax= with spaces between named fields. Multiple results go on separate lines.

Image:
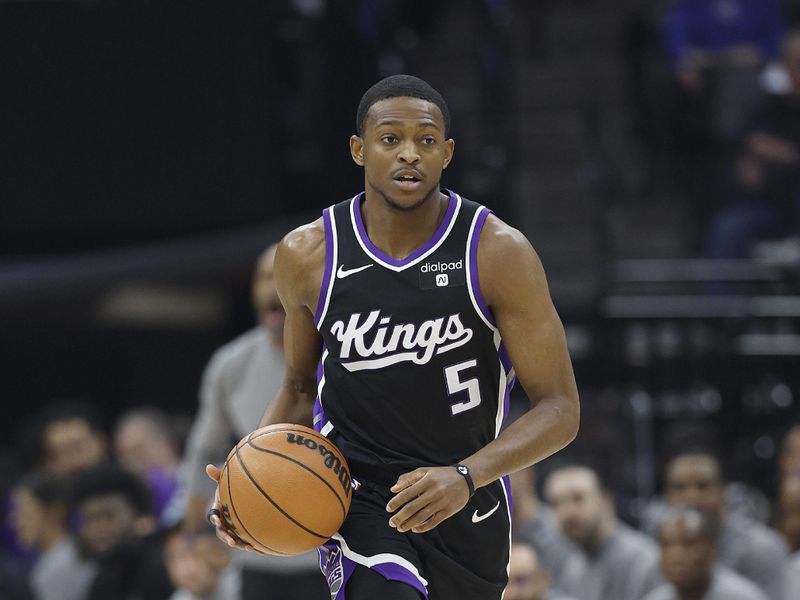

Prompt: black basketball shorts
xmin=317 ymin=475 xmax=511 ymax=600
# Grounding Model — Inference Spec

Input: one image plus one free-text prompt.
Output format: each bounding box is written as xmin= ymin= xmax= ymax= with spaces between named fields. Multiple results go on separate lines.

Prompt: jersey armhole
xmin=466 ymin=206 xmax=497 ymax=330
xmin=313 ymin=206 xmax=338 ymax=328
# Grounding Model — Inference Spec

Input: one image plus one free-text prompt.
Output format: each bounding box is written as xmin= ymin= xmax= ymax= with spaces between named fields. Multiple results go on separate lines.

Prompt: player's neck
xmin=360 ymin=188 xmax=449 ymax=261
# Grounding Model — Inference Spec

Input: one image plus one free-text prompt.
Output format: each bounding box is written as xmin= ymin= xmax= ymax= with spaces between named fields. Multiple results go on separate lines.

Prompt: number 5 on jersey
xmin=445 ymin=359 xmax=482 ymax=415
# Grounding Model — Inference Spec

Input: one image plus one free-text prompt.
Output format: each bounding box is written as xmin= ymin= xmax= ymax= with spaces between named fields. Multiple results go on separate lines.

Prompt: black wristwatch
xmin=454 ymin=464 xmax=475 ymax=498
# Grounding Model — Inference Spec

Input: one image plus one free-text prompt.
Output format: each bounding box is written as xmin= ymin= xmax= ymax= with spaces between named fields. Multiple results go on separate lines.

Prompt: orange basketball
xmin=218 ymin=423 xmax=352 ymax=556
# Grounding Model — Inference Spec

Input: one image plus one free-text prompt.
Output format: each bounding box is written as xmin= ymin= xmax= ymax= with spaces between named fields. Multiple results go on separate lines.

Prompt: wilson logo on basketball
xmin=286 ymin=433 xmax=352 ymax=499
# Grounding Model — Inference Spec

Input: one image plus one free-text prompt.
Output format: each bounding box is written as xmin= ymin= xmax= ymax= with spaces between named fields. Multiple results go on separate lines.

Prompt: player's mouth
xmin=392 ymin=170 xmax=424 ymax=191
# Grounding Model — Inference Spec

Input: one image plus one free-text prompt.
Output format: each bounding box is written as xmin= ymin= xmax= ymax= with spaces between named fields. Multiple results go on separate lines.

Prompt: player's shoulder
xmin=275 ymin=217 xmax=326 ymax=306
xmin=279 ymin=217 xmax=325 ymax=264
xmin=477 ymin=213 xmax=542 ymax=273
xmin=276 ymin=217 xmax=326 ymax=280
xmin=480 ymin=213 xmax=532 ymax=253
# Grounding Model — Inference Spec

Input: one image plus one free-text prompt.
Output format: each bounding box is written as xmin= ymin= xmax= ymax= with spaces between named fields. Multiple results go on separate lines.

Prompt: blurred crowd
xmin=4 ymin=1 xmax=800 ymax=599
xmin=642 ymin=0 xmax=800 ymax=258
xmin=0 ymin=245 xmax=798 ymax=600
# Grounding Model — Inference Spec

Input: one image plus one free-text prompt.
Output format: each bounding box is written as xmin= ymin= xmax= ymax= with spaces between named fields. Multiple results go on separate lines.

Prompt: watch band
xmin=454 ymin=464 xmax=475 ymax=497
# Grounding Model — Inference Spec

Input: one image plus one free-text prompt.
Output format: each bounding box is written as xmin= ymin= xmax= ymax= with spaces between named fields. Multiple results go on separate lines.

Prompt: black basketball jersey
xmin=312 ymin=189 xmax=516 ymax=487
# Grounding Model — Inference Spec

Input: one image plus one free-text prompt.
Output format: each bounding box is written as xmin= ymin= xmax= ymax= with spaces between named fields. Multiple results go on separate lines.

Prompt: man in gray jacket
xmin=514 ymin=465 xmax=662 ymax=600
xmin=663 ymin=450 xmax=788 ymax=599
xmin=179 ymin=245 xmax=327 ymax=599
xmin=644 ymin=508 xmax=766 ymax=600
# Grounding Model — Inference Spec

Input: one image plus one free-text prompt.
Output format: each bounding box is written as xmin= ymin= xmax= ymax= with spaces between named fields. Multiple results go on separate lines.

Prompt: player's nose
xmin=397 ymin=140 xmax=420 ymax=163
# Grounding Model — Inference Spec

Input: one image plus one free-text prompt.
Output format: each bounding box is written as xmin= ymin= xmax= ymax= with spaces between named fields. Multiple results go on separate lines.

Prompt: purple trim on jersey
xmin=469 ymin=207 xmax=496 ymax=326
xmin=502 ymin=474 xmax=513 ymax=517
xmin=352 ymin=189 xmax=457 ymax=267
xmin=313 ymin=346 xmax=329 ymax=433
xmin=498 ymin=342 xmax=512 ymax=375
xmin=318 ymin=540 xmax=357 ymax=599
xmin=313 ymin=399 xmax=330 ymax=434
xmin=503 ymin=383 xmax=511 ymax=424
xmin=373 ymin=563 xmax=429 ymax=598
xmin=314 ymin=207 xmax=335 ymax=326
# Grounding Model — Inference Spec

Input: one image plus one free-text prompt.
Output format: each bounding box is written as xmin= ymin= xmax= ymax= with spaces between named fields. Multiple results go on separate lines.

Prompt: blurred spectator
xmin=164 ymin=525 xmax=241 ymax=600
xmin=115 ymin=407 xmax=181 ymax=524
xmin=32 ymin=400 xmax=109 ymax=478
xmin=665 ymin=0 xmax=782 ymax=80
xmin=643 ymin=507 xmax=767 ymax=600
xmin=0 ymin=551 xmax=34 ymax=600
xmin=784 ymin=551 xmax=800 ymax=600
xmin=776 ymin=473 xmax=800 ymax=553
xmin=72 ymin=463 xmax=173 ymax=600
xmin=505 ymin=541 xmax=574 ymax=600
xmin=514 ymin=465 xmax=662 ymax=600
xmin=10 ymin=472 xmax=95 ymax=600
xmin=663 ymin=450 xmax=788 ymax=598
xmin=779 ymin=425 xmax=800 ymax=478
xmin=665 ymin=0 xmax=783 ymax=142
xmin=179 ymin=245 xmax=327 ymax=600
xmin=706 ymin=30 xmax=800 ymax=260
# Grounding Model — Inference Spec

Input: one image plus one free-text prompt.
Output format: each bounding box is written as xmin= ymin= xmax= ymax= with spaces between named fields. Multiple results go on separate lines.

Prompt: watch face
xmin=458 ymin=465 xmax=468 ymax=475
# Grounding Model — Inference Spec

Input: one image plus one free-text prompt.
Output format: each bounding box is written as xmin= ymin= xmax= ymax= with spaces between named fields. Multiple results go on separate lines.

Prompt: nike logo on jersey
xmin=471 ymin=501 xmax=500 ymax=523
xmin=337 ymin=264 xmax=373 ymax=279
xmin=330 ymin=310 xmax=474 ymax=371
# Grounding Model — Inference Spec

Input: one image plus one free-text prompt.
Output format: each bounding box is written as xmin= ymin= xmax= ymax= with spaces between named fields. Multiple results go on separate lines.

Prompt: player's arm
xmin=207 ymin=220 xmax=326 ymax=550
xmin=258 ymin=221 xmax=326 ymax=428
xmin=387 ymin=214 xmax=579 ymax=533
xmin=463 ymin=214 xmax=580 ymax=482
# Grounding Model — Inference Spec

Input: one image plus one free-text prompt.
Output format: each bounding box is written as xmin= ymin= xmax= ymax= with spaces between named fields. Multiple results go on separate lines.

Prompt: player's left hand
xmin=386 ymin=466 xmax=470 ymax=534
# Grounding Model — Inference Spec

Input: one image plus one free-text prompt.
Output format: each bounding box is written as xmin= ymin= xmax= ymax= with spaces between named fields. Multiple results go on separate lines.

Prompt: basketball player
xmin=207 ymin=74 xmax=580 ymax=599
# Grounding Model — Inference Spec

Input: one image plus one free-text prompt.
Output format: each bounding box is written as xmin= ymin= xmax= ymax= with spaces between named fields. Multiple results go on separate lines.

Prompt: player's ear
xmin=350 ymin=135 xmax=365 ymax=167
xmin=442 ymin=138 xmax=455 ymax=170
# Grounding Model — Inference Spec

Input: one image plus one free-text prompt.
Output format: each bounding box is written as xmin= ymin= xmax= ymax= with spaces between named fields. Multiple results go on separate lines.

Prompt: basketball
xmin=218 ymin=423 xmax=352 ymax=556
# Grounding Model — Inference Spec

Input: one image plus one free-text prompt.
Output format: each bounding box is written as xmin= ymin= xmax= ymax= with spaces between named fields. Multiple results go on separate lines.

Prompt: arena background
xmin=3 ymin=0 xmax=800 ymax=525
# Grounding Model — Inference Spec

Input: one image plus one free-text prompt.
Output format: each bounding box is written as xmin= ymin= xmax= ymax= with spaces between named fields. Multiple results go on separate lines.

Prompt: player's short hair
xmin=356 ymin=74 xmax=451 ymax=137
xmin=71 ymin=463 xmax=152 ymax=516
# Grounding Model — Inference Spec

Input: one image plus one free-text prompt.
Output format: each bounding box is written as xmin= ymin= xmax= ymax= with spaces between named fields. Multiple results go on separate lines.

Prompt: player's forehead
xmin=364 ymin=96 xmax=445 ymax=133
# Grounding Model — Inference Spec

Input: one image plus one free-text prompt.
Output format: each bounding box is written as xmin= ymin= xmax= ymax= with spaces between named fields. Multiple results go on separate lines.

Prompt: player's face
xmin=658 ymin=521 xmax=714 ymax=592
xmin=545 ymin=470 xmax=607 ymax=549
xmin=77 ymin=494 xmax=140 ymax=558
xmin=664 ymin=455 xmax=725 ymax=517
xmin=351 ymin=96 xmax=454 ymax=211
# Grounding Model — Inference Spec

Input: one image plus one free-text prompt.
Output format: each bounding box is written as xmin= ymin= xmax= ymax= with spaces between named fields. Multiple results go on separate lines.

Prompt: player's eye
xmin=422 ymin=136 xmax=436 ymax=145
xmin=381 ymin=135 xmax=398 ymax=144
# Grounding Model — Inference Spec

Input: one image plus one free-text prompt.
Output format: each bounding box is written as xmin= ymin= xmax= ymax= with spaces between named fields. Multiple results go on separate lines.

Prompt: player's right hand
xmin=205 ymin=464 xmax=259 ymax=553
